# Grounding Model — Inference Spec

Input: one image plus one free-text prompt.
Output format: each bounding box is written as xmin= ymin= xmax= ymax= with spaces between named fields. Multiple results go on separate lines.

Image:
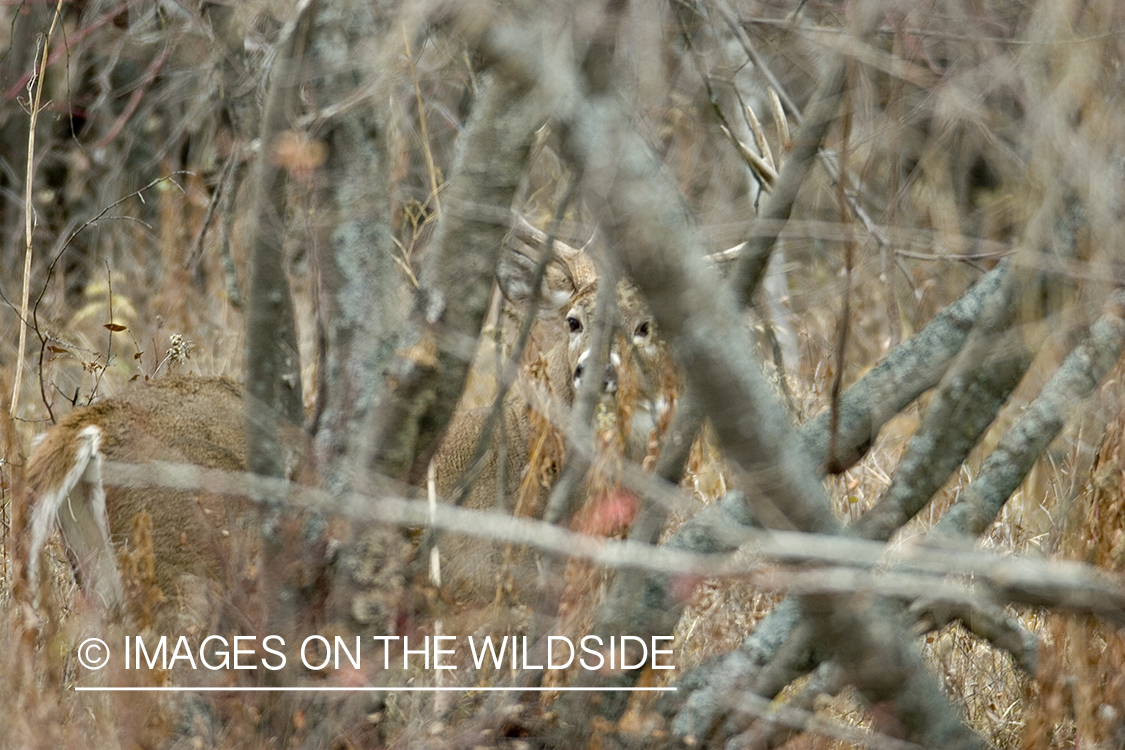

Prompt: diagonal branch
xmin=932 ymin=289 xmax=1125 ymax=539
xmin=365 ymin=28 xmax=552 ymax=479
xmin=854 ymin=267 xmax=1033 ymax=541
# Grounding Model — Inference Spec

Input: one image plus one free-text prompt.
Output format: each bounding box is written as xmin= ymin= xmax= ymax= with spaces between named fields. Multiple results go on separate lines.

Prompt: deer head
xmin=499 ymin=222 xmax=674 ymax=458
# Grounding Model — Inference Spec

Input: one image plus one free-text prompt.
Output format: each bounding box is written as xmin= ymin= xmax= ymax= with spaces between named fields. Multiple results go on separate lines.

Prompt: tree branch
xmin=932 ymin=289 xmax=1125 ymax=539
xmin=854 ymin=267 xmax=1032 ymax=541
xmin=243 ymin=0 xmax=313 ymax=475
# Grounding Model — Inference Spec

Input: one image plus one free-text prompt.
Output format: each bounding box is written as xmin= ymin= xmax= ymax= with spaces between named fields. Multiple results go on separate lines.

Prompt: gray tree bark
xmin=365 ymin=39 xmax=553 ymax=480
xmin=306 ymin=0 xmax=402 ymax=491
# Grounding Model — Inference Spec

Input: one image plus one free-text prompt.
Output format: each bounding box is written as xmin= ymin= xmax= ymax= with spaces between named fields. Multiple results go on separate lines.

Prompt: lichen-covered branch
xmin=802 ymin=598 xmax=988 ymax=749
xmin=367 ymin=46 xmax=551 ymax=479
xmin=244 ymin=0 xmax=313 ymax=478
xmin=854 ymin=268 xmax=1032 ymax=541
xmin=799 ymin=262 xmax=1007 ymax=474
xmin=307 ymin=0 xmax=400 ymax=489
xmin=933 ymin=289 xmax=1125 ymax=538
xmin=672 ymin=283 xmax=1125 ymax=741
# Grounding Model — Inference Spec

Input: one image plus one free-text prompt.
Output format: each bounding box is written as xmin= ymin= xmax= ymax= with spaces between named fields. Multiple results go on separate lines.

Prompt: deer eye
xmin=567 ymin=316 xmax=582 ymax=333
xmin=634 ymin=320 xmax=650 ymax=339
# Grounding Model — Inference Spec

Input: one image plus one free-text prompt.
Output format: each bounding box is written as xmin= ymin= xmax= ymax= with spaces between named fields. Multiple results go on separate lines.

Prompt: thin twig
xmin=185 ymin=150 xmax=240 ymax=273
xmin=90 ymin=458 xmax=1125 ymax=624
xmin=12 ymin=0 xmax=64 ymax=423
xmin=403 ymin=23 xmax=443 ymax=221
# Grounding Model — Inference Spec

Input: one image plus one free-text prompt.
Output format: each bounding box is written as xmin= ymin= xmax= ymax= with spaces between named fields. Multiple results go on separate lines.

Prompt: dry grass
xmin=4 ymin=0 xmax=1125 ymax=747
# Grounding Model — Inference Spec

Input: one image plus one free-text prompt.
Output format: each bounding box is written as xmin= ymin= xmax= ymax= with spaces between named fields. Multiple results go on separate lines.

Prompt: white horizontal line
xmin=74 ymin=686 xmax=676 ymax=693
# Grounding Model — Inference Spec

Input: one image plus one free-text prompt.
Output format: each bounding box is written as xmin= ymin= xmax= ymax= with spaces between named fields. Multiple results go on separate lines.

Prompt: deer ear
xmin=497 ymin=238 xmax=576 ymax=318
xmin=501 ymin=217 xmax=600 ymax=318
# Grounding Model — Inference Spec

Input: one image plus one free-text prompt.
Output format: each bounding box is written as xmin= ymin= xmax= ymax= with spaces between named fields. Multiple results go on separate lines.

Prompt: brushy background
xmin=2 ymin=0 xmax=1124 ymax=747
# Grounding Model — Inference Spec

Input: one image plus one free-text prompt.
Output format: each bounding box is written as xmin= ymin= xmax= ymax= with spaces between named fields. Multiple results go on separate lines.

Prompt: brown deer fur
xmin=24 ymin=377 xmax=274 ymax=619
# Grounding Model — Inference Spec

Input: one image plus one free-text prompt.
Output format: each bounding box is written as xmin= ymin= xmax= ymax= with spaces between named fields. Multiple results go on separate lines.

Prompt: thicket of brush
xmin=2 ymin=0 xmax=1124 ymax=748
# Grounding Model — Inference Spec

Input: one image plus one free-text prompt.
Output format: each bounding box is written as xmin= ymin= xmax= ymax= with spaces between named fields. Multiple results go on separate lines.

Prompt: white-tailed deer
xmin=20 ymin=235 xmax=674 ymax=619
xmin=426 ymin=232 xmax=675 ymax=603
xmin=21 ymin=375 xmax=412 ymax=633
xmin=23 ymin=377 xmax=287 ymax=623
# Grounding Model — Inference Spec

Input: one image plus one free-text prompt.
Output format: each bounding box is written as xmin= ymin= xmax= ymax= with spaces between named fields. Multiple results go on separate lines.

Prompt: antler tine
xmin=512 ymin=214 xmax=597 ymax=290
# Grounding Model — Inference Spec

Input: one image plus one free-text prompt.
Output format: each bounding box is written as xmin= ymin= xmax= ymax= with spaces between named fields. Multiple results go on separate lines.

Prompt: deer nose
xmin=574 ymin=350 xmax=620 ymax=395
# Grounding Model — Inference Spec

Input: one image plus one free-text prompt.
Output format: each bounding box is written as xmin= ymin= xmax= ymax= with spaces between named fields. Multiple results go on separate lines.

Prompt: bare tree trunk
xmin=244 ymin=0 xmax=310 ymax=477
xmin=365 ymin=45 xmax=551 ymax=479
xmin=306 ymin=0 xmax=401 ymax=490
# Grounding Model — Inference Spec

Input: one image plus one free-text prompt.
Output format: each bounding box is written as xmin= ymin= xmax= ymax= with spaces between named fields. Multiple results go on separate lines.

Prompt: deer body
xmin=24 ymin=377 xmax=266 ymax=617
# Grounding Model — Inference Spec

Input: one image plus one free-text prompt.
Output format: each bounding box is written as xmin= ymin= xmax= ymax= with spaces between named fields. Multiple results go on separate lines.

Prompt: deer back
xmin=23 ymin=377 xmax=290 ymax=621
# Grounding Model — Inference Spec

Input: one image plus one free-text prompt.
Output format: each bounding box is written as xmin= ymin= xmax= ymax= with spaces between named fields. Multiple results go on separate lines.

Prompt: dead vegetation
xmin=2 ymin=0 xmax=1125 ymax=748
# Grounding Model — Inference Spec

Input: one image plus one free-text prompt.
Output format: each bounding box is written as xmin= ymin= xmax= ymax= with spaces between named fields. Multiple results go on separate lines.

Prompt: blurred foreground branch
xmin=97 ymin=459 xmax=1125 ymax=622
